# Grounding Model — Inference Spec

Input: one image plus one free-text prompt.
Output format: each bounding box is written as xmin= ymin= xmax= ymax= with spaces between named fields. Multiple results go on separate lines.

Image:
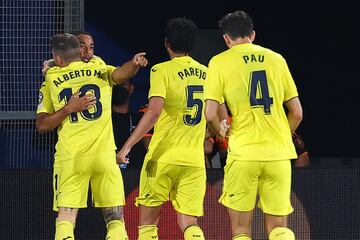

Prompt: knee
xmin=57 ymin=207 xmax=78 ymax=225
xmin=101 ymin=206 xmax=124 ymax=225
xmin=268 ymin=227 xmax=295 ymax=240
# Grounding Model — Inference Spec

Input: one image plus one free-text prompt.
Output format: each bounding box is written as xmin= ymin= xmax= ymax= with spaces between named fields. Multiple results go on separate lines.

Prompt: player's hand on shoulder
xmin=65 ymin=92 xmax=96 ymax=113
xmin=132 ymin=52 xmax=148 ymax=67
xmin=42 ymin=59 xmax=55 ymax=76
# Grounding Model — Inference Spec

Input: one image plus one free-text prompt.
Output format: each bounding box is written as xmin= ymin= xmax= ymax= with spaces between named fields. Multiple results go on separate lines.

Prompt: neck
xmin=63 ymin=57 xmax=82 ymax=67
xmin=168 ymin=50 xmax=188 ymax=60
xmin=228 ymin=37 xmax=252 ymax=48
xmin=112 ymin=103 xmax=129 ymax=113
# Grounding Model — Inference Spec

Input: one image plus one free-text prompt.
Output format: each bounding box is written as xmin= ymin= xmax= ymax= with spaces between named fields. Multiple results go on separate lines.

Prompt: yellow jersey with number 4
xmin=205 ymin=43 xmax=298 ymax=161
xmin=145 ymin=56 xmax=207 ymax=167
xmin=37 ymin=57 xmax=116 ymax=157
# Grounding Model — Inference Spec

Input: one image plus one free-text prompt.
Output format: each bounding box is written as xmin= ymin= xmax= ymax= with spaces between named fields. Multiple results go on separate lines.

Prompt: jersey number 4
xmin=249 ymin=70 xmax=273 ymax=114
xmin=183 ymin=85 xmax=203 ymax=126
xmin=59 ymin=84 xmax=102 ymax=123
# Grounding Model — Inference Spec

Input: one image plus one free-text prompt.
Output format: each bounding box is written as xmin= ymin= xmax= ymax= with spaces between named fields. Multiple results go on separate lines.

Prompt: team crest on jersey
xmin=38 ymin=92 xmax=43 ymax=104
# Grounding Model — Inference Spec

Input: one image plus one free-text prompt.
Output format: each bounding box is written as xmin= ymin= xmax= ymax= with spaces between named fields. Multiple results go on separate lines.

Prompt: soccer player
xmin=205 ymin=10 xmax=303 ymax=240
xmin=117 ymin=18 xmax=207 ymax=240
xmin=36 ymin=33 xmax=146 ymax=240
xmin=42 ymin=30 xmax=147 ymax=81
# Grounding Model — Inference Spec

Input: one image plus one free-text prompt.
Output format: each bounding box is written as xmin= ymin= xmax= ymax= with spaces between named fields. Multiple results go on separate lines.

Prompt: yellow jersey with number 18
xmin=37 ymin=57 xmax=116 ymax=157
xmin=145 ymin=56 xmax=207 ymax=168
xmin=205 ymin=43 xmax=298 ymax=161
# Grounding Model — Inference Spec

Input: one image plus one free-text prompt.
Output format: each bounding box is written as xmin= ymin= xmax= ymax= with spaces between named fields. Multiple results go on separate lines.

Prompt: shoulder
xmin=150 ymin=60 xmax=171 ymax=73
xmin=46 ymin=65 xmax=62 ymax=74
xmin=256 ymin=44 xmax=286 ymax=63
xmin=89 ymin=55 xmax=107 ymax=66
xmin=190 ymin=57 xmax=207 ymax=70
xmin=208 ymin=49 xmax=233 ymax=66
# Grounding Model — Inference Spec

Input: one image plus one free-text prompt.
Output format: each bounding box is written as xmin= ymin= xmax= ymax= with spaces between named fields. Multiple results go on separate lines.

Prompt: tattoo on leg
xmin=102 ymin=206 xmax=123 ymax=224
xmin=61 ymin=207 xmax=75 ymax=213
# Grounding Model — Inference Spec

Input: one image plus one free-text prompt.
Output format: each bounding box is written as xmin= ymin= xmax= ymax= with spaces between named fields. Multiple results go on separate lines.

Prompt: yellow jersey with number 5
xmin=145 ymin=56 xmax=207 ymax=167
xmin=37 ymin=57 xmax=116 ymax=157
xmin=205 ymin=43 xmax=298 ymax=161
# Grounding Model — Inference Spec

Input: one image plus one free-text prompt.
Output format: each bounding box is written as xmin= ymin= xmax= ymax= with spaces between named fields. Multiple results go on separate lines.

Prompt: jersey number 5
xmin=59 ymin=84 xmax=102 ymax=123
xmin=183 ymin=85 xmax=203 ymax=126
xmin=249 ymin=70 xmax=273 ymax=114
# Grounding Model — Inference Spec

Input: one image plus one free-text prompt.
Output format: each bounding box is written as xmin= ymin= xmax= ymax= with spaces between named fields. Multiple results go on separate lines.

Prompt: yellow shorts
xmin=53 ymin=151 xmax=125 ymax=211
xmin=135 ymin=161 xmax=206 ymax=217
xmin=219 ymin=159 xmax=293 ymax=216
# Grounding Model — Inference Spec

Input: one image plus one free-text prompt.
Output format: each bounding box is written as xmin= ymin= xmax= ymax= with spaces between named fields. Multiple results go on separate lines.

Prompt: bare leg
xmin=176 ymin=213 xmax=198 ymax=232
xmin=228 ymin=208 xmax=253 ymax=238
xmin=101 ymin=206 xmax=128 ymax=240
xmin=264 ymin=214 xmax=288 ymax=236
xmin=101 ymin=206 xmax=124 ymax=223
xmin=139 ymin=205 xmax=161 ymax=225
xmin=55 ymin=208 xmax=79 ymax=240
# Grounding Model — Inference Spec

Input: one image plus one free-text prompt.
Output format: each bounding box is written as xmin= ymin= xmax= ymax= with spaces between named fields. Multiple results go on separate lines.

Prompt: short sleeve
xmin=36 ymin=80 xmax=54 ymax=114
xmin=282 ymin=60 xmax=298 ymax=101
xmin=148 ymin=65 xmax=166 ymax=99
xmin=204 ymin=58 xmax=224 ymax=103
xmin=107 ymin=64 xmax=116 ymax=86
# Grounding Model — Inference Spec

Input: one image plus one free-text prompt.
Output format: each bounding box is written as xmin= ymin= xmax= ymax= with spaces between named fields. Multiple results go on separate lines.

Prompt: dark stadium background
xmin=85 ymin=1 xmax=359 ymax=163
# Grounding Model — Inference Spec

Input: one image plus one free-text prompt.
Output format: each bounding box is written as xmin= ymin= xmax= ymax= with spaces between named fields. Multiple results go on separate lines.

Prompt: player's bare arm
xmin=112 ymin=52 xmax=148 ymax=84
xmin=284 ymin=97 xmax=303 ymax=133
xmin=217 ymin=103 xmax=229 ymax=121
xmin=116 ymin=96 xmax=163 ymax=164
xmin=36 ymin=92 xmax=96 ymax=133
xmin=205 ymin=100 xmax=229 ymax=138
xmin=218 ymin=103 xmax=231 ymax=137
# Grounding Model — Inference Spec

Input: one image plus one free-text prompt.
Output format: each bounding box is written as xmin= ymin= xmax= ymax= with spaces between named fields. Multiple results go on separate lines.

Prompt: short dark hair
xmin=219 ymin=10 xmax=254 ymax=40
xmin=50 ymin=33 xmax=80 ymax=61
xmin=165 ymin=17 xmax=197 ymax=54
xmin=71 ymin=30 xmax=92 ymax=37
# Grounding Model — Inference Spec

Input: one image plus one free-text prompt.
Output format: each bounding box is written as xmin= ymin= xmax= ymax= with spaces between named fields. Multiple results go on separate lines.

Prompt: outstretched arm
xmin=112 ymin=52 xmax=148 ymax=84
xmin=116 ymin=96 xmax=164 ymax=164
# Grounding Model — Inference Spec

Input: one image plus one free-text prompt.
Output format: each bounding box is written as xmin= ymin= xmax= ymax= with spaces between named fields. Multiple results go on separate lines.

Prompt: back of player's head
xmin=219 ymin=10 xmax=253 ymax=40
xmin=50 ymin=33 xmax=80 ymax=61
xmin=165 ymin=17 xmax=197 ymax=54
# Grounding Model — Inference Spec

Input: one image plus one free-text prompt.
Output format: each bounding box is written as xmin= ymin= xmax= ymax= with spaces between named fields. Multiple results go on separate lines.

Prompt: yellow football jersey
xmin=145 ymin=56 xmax=207 ymax=167
xmin=205 ymin=43 xmax=298 ymax=161
xmin=37 ymin=57 xmax=116 ymax=157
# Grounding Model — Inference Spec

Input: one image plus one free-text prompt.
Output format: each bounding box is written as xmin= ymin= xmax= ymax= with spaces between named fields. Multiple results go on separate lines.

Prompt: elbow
xmin=205 ymin=110 xmax=216 ymax=124
xmin=36 ymin=126 xmax=48 ymax=134
xmin=146 ymin=109 xmax=161 ymax=125
xmin=35 ymin=121 xmax=49 ymax=134
xmin=150 ymin=111 xmax=161 ymax=124
xmin=294 ymin=108 xmax=303 ymax=123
